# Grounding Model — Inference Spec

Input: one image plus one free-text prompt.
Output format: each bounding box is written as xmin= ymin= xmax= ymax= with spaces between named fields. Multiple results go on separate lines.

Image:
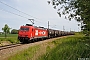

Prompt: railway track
xmin=0 ymin=35 xmax=73 ymax=50
xmin=0 ymin=39 xmax=45 ymax=50
xmin=0 ymin=43 xmax=23 ymax=50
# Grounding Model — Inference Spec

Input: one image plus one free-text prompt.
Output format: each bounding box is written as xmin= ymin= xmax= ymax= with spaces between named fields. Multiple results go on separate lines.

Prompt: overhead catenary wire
xmin=0 ymin=8 xmax=29 ymax=19
xmin=0 ymin=1 xmax=57 ymax=28
xmin=0 ymin=7 xmax=45 ymax=25
xmin=0 ymin=1 xmax=46 ymax=24
xmin=0 ymin=1 xmax=38 ymax=19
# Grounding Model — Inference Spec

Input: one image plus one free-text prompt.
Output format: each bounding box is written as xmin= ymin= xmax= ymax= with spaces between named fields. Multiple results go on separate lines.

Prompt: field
xmin=7 ymin=33 xmax=90 ymax=60
xmin=0 ymin=34 xmax=19 ymax=44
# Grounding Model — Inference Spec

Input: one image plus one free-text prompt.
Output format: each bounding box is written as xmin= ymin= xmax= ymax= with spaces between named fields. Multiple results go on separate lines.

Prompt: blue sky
xmin=0 ymin=0 xmax=81 ymax=32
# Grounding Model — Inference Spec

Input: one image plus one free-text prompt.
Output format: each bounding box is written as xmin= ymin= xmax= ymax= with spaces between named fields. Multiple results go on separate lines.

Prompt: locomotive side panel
xmin=34 ymin=27 xmax=48 ymax=38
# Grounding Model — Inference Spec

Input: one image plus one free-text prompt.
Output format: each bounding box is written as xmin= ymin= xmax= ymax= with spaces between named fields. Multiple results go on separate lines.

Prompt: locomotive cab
xmin=18 ymin=25 xmax=34 ymax=42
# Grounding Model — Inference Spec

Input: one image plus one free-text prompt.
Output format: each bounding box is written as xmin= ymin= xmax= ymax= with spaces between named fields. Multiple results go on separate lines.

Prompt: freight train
xmin=18 ymin=24 xmax=74 ymax=43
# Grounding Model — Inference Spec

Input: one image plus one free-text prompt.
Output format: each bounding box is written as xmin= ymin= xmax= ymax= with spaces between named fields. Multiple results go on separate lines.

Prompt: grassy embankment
xmin=39 ymin=33 xmax=90 ymax=60
xmin=8 ymin=45 xmax=40 ymax=60
xmin=0 ymin=34 xmax=19 ymax=44
xmin=8 ymin=33 xmax=90 ymax=60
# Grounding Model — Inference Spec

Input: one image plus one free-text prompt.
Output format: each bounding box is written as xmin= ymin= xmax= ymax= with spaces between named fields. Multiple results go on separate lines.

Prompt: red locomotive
xmin=18 ymin=24 xmax=75 ymax=43
xmin=18 ymin=24 xmax=48 ymax=43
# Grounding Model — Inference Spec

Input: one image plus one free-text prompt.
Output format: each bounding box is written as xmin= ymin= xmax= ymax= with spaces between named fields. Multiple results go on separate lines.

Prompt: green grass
xmin=6 ymin=33 xmax=90 ymax=60
xmin=38 ymin=36 xmax=90 ymax=60
xmin=8 ymin=45 xmax=40 ymax=60
xmin=0 ymin=34 xmax=18 ymax=37
xmin=0 ymin=34 xmax=19 ymax=43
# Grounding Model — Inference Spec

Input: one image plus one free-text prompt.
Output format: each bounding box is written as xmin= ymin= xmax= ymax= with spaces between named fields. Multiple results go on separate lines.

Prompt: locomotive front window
xmin=20 ymin=27 xmax=29 ymax=31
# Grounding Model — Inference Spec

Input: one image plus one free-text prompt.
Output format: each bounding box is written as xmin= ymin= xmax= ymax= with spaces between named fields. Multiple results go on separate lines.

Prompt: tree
xmin=2 ymin=24 xmax=11 ymax=38
xmin=47 ymin=0 xmax=90 ymax=36
xmin=11 ymin=29 xmax=18 ymax=34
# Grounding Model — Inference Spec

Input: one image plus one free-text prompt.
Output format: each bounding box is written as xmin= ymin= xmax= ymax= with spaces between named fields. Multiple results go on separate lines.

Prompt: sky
xmin=0 ymin=0 xmax=81 ymax=32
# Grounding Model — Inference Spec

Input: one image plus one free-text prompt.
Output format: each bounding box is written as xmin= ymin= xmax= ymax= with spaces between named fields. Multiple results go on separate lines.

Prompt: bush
xmin=11 ymin=29 xmax=18 ymax=34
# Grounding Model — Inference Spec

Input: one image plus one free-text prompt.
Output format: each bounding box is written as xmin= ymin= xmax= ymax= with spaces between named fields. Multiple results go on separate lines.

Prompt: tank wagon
xmin=18 ymin=24 xmax=75 ymax=43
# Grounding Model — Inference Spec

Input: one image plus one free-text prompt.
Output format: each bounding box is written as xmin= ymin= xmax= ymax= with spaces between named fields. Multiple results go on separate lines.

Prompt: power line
xmin=0 ymin=7 xmax=47 ymax=26
xmin=0 ymin=1 xmax=57 ymax=27
xmin=0 ymin=8 xmax=44 ymax=23
xmin=0 ymin=1 xmax=43 ymax=21
xmin=0 ymin=8 xmax=29 ymax=19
